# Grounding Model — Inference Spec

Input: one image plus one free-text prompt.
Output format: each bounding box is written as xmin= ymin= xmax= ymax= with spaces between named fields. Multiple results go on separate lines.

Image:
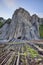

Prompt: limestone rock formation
xmin=0 ymin=18 xmax=11 ymax=40
xmin=9 ymin=8 xmax=40 ymax=40
xmin=0 ymin=8 xmax=42 ymax=42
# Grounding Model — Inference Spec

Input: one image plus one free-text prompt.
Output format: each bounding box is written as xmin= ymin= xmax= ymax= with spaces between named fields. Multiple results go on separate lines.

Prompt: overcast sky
xmin=0 ymin=0 xmax=43 ymax=19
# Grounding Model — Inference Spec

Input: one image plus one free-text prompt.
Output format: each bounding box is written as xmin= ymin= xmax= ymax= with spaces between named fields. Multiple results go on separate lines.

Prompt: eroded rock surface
xmin=0 ymin=8 xmax=42 ymax=41
xmin=9 ymin=8 xmax=40 ymax=40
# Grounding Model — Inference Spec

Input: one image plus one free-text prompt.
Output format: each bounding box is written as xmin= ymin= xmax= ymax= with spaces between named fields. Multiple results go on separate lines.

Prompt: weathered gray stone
xmin=9 ymin=8 xmax=40 ymax=40
xmin=0 ymin=8 xmax=42 ymax=42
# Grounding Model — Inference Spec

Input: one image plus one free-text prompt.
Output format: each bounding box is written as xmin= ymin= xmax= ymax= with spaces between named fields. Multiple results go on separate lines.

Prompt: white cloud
xmin=3 ymin=0 xmax=16 ymax=8
xmin=36 ymin=13 xmax=43 ymax=18
xmin=29 ymin=11 xmax=43 ymax=18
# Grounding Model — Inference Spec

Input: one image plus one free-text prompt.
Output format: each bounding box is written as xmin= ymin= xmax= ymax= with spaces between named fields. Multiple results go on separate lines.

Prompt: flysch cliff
xmin=0 ymin=8 xmax=42 ymax=42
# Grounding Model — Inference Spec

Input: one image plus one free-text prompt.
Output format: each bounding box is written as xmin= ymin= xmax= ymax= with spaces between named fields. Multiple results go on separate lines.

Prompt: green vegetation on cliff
xmin=0 ymin=21 xmax=3 ymax=28
xmin=39 ymin=24 xmax=43 ymax=38
xmin=6 ymin=18 xmax=11 ymax=24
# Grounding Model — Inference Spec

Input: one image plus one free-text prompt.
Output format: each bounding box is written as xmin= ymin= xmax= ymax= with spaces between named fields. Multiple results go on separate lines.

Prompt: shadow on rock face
xmin=17 ymin=36 xmax=21 ymax=39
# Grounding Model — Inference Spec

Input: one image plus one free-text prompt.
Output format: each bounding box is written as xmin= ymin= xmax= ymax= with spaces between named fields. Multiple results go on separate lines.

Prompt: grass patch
xmin=39 ymin=24 xmax=43 ymax=38
xmin=24 ymin=45 xmax=39 ymax=58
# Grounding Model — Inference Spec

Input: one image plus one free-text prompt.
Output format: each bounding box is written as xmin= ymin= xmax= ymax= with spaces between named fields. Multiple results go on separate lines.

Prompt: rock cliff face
xmin=9 ymin=8 xmax=40 ymax=40
xmin=0 ymin=18 xmax=11 ymax=40
xmin=0 ymin=8 xmax=42 ymax=41
xmin=0 ymin=23 xmax=11 ymax=40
